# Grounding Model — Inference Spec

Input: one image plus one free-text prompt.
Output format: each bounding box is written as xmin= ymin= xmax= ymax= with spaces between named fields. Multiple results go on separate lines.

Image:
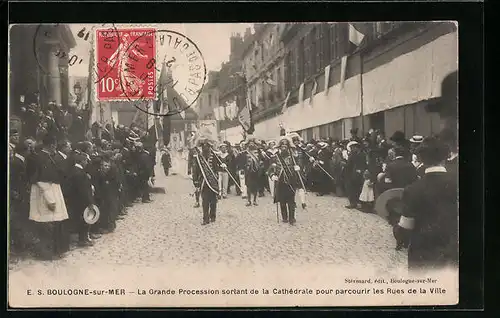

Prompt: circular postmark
xmin=33 ymin=23 xmax=121 ymax=84
xmin=118 ymin=29 xmax=207 ymax=117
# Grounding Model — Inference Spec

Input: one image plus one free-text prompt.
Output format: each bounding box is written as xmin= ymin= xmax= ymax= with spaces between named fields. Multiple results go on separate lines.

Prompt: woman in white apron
xmin=29 ymin=134 xmax=69 ymax=260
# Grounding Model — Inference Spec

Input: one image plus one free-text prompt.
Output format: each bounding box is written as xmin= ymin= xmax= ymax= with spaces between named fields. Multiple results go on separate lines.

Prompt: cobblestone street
xmin=9 ymin=165 xmax=409 ymax=307
xmin=10 ymin=164 xmax=406 ymax=270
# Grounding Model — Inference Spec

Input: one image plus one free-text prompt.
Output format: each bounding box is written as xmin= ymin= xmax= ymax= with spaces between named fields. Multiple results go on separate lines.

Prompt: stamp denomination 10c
xmin=96 ymin=28 xmax=156 ymax=101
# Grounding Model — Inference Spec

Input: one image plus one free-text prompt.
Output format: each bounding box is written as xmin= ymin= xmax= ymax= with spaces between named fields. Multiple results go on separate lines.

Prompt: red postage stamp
xmin=96 ymin=28 xmax=156 ymax=101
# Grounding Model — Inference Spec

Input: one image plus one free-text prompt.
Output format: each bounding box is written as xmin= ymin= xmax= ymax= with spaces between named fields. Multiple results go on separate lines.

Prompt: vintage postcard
xmin=8 ymin=22 xmax=458 ymax=308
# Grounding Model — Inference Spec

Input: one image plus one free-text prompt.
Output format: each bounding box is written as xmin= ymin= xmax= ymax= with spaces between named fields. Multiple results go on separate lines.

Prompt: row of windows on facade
xmin=244 ymin=23 xmax=349 ymax=111
xmin=285 ymin=22 xmax=407 ymax=93
xmin=242 ymin=24 xmax=283 ymax=77
xmin=210 ymin=22 xmax=406 ymax=116
xmin=250 ymin=22 xmax=406 ymax=110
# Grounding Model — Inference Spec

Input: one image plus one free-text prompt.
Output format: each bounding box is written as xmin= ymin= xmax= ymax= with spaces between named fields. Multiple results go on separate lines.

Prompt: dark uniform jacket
xmin=31 ymin=150 xmax=61 ymax=184
xmin=400 ymin=168 xmax=458 ymax=269
xmin=138 ymin=150 xmax=154 ymax=180
xmin=161 ymin=152 xmax=172 ymax=168
xmin=236 ymin=151 xmax=247 ymax=172
xmin=54 ymin=151 xmax=71 ymax=196
xmin=445 ymin=154 xmax=458 ymax=181
xmin=385 ymin=157 xmax=418 ymax=189
xmin=10 ymin=153 xmax=30 ymax=219
xmin=66 ymin=165 xmax=94 ymax=217
xmin=345 ymin=151 xmax=367 ymax=176
xmin=187 ymin=148 xmax=196 ymax=176
xmin=94 ymin=165 xmax=120 ymax=227
xmin=192 ymin=150 xmax=219 ymax=193
xmin=269 ymin=150 xmax=300 ymax=203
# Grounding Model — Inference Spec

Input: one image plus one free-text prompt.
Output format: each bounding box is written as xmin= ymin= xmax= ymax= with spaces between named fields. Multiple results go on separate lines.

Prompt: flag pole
xmin=86 ymin=28 xmax=95 ymax=135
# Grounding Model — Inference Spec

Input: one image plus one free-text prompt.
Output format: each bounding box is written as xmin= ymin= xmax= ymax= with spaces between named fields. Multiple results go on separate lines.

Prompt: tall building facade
xmin=221 ymin=22 xmax=458 ymax=143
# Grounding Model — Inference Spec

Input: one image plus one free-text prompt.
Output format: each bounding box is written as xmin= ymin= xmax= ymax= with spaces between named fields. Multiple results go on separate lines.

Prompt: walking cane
xmin=272 ymin=178 xmax=279 ymax=223
xmin=211 ymin=149 xmax=243 ymax=193
xmin=276 ymin=202 xmax=279 ymax=223
xmin=303 ymin=150 xmax=336 ymax=181
xmin=289 ymin=147 xmax=307 ymax=192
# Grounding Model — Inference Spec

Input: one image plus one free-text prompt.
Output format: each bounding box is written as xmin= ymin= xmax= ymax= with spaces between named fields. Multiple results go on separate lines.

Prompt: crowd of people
xmin=188 ymin=125 xmax=458 ymax=270
xmin=10 ymin=100 xmax=458 ymax=270
xmin=189 ymin=127 xmax=457 ymax=212
xmin=9 ymin=101 xmax=158 ymax=261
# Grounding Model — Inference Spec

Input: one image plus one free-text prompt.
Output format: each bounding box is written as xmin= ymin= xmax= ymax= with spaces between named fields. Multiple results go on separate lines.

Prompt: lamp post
xmin=73 ymin=82 xmax=82 ymax=109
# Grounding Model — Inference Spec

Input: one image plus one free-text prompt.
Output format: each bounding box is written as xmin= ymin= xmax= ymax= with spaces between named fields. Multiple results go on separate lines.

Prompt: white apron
xmin=29 ymin=182 xmax=69 ymax=223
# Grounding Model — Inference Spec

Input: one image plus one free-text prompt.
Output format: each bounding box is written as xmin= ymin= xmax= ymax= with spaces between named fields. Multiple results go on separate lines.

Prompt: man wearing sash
xmin=288 ymin=133 xmax=307 ymax=209
xmin=244 ymin=138 xmax=262 ymax=206
xmin=236 ymin=141 xmax=248 ymax=199
xmin=269 ymin=136 xmax=300 ymax=225
xmin=188 ymin=145 xmax=201 ymax=208
xmin=265 ymin=140 xmax=278 ymax=198
xmin=216 ymin=144 xmax=231 ymax=199
xmin=192 ymin=139 xmax=220 ymax=225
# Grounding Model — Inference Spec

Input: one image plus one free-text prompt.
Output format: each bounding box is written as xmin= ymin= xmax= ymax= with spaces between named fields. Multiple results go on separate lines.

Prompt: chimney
xmin=230 ymin=33 xmax=244 ymax=61
xmin=244 ymin=27 xmax=252 ymax=41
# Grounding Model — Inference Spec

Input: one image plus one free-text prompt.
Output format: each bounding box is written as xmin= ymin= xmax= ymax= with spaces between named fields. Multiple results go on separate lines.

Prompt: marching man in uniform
xmin=288 ymin=132 xmax=307 ymax=209
xmin=192 ymin=138 xmax=220 ymax=225
xmin=265 ymin=140 xmax=278 ymax=199
xmin=269 ymin=136 xmax=301 ymax=225
xmin=244 ymin=137 xmax=262 ymax=206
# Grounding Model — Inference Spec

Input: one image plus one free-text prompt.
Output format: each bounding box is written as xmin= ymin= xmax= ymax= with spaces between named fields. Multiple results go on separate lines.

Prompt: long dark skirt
xmin=32 ymin=220 xmax=69 ymax=260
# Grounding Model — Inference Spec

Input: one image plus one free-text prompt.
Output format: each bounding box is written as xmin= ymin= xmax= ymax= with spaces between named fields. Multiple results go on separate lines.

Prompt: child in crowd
xmin=359 ymin=169 xmax=375 ymax=213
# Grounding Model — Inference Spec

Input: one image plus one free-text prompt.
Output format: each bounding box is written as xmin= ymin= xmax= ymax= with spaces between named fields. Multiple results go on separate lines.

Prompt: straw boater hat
xmin=317 ymin=141 xmax=328 ymax=149
xmin=375 ymin=188 xmax=404 ymax=219
xmin=346 ymin=140 xmax=360 ymax=152
xmin=83 ymin=204 xmax=100 ymax=225
xmin=410 ymin=135 xmax=424 ymax=143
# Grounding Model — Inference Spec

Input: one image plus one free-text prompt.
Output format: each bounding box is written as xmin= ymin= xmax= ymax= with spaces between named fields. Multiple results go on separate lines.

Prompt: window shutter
xmin=323 ymin=23 xmax=331 ymax=65
xmin=304 ymin=33 xmax=311 ymax=79
xmin=329 ymin=23 xmax=337 ymax=61
xmin=309 ymin=28 xmax=316 ymax=76
xmin=315 ymin=25 xmax=322 ymax=73
xmin=298 ymin=38 xmax=305 ymax=84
